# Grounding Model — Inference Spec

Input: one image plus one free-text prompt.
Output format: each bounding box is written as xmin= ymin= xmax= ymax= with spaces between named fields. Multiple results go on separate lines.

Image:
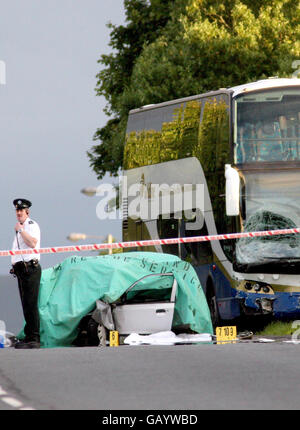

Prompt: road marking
xmin=1 ymin=396 xmax=23 ymax=408
xmin=19 ymin=406 xmax=36 ymax=410
xmin=0 ymin=387 xmax=8 ymax=395
xmin=0 ymin=385 xmax=35 ymax=410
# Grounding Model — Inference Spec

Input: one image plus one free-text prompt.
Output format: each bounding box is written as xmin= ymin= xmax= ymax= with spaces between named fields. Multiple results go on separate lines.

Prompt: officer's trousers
xmin=14 ymin=262 xmax=41 ymax=342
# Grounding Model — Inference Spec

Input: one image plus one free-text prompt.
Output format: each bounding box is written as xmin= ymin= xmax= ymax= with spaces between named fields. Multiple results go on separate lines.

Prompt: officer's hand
xmin=15 ymin=222 xmax=23 ymax=232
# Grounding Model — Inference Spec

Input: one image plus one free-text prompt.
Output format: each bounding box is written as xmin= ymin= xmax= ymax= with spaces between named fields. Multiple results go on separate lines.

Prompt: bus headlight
xmin=245 ymin=282 xmax=252 ymax=290
xmin=239 ymin=280 xmax=274 ymax=294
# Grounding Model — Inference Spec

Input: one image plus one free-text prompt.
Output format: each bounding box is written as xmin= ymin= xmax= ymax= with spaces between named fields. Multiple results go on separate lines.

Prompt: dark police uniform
xmin=11 ymin=199 xmax=41 ymax=349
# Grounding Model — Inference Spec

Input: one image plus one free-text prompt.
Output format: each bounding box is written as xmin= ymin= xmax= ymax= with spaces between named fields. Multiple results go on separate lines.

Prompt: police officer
xmin=11 ymin=199 xmax=41 ymax=349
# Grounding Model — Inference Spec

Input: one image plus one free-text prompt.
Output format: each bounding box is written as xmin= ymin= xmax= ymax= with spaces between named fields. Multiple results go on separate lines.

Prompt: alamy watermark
xmin=95 ymin=176 xmax=205 ymax=230
xmin=0 ymin=320 xmax=6 ymax=347
xmin=292 ymin=60 xmax=300 ymax=79
xmin=291 ymin=320 xmax=300 ymax=343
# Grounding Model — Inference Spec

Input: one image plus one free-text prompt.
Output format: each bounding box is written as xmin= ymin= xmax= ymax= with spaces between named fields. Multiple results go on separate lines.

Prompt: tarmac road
xmin=0 ymin=341 xmax=299 ymax=411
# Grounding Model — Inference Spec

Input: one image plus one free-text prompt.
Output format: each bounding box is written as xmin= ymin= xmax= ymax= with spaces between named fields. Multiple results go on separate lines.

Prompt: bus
xmin=121 ymin=78 xmax=300 ymax=325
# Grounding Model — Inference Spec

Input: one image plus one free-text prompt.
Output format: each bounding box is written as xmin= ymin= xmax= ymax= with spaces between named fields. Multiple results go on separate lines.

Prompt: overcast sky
xmin=0 ymin=0 xmax=125 ymax=274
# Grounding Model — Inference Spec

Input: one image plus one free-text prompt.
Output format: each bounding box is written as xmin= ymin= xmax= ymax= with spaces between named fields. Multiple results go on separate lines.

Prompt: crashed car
xmin=74 ymin=272 xmax=178 ymax=347
xmin=18 ymin=252 xmax=213 ymax=348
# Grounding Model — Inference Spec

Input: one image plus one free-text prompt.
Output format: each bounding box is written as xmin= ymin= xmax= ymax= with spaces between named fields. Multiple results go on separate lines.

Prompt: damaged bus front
xmin=231 ymin=81 xmax=300 ymax=318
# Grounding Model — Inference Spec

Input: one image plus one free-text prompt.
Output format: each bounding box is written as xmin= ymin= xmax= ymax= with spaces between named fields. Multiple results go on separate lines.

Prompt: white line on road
xmin=0 ymin=385 xmax=35 ymax=410
xmin=19 ymin=407 xmax=36 ymax=410
xmin=0 ymin=387 xmax=8 ymax=395
xmin=1 ymin=396 xmax=23 ymax=408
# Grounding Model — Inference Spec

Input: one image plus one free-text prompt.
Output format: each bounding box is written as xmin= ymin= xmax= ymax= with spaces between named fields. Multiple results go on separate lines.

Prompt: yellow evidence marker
xmin=216 ymin=326 xmax=237 ymax=344
xmin=109 ymin=330 xmax=119 ymax=347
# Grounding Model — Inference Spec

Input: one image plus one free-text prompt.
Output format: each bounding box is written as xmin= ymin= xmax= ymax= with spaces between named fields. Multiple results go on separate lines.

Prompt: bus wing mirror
xmin=225 ymin=164 xmax=240 ymax=216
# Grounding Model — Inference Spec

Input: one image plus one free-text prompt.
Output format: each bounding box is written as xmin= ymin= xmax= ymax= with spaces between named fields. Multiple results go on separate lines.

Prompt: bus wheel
xmin=206 ymin=283 xmax=220 ymax=328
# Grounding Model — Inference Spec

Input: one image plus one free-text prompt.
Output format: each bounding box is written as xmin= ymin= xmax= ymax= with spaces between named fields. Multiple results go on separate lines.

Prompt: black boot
xmin=15 ymin=339 xmax=40 ymax=349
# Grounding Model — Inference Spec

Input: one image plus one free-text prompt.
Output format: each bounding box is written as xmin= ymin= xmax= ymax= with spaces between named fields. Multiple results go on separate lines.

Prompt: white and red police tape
xmin=1 ymin=227 xmax=300 ymax=257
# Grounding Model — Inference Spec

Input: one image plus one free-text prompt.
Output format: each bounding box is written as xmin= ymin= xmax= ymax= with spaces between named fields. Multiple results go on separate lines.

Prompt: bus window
xmin=181 ymin=212 xmax=213 ymax=265
xmin=236 ymin=122 xmax=257 ymax=162
xmin=256 ymin=120 xmax=283 ymax=161
xmin=195 ymin=94 xmax=232 ymax=258
xmin=234 ymin=169 xmax=300 ymax=273
xmin=144 ymin=108 xmax=166 ymax=132
xmin=234 ymin=89 xmax=300 ymax=164
xmin=126 ymin=111 xmax=145 ymax=133
xmin=157 ymin=214 xmax=180 ymax=256
xmin=194 ymin=94 xmax=230 ymax=173
xmin=279 ymin=114 xmax=300 ymax=159
xmin=124 ymin=100 xmax=202 ymax=170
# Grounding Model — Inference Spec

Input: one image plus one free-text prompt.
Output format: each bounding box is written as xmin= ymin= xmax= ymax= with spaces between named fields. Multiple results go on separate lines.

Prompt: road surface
xmin=0 ymin=341 xmax=299 ymax=410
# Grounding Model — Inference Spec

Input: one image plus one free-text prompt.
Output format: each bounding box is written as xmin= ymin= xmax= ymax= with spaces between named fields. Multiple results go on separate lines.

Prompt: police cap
xmin=13 ymin=199 xmax=32 ymax=210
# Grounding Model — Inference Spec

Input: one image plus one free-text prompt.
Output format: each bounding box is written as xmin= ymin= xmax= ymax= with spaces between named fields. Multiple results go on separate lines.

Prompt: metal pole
xmin=107 ymin=234 xmax=113 ymax=255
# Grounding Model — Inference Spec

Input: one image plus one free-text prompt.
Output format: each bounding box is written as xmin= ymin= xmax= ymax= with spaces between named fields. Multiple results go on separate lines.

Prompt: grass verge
xmin=256 ymin=320 xmax=299 ymax=336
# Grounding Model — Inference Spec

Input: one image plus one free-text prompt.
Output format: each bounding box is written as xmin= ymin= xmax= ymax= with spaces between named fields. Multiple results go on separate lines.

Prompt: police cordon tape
xmin=1 ymin=227 xmax=300 ymax=257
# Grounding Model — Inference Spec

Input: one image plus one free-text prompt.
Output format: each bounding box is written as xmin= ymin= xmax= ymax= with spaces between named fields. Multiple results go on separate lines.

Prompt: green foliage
xmin=256 ymin=321 xmax=299 ymax=336
xmin=88 ymin=117 xmax=126 ymax=178
xmin=90 ymin=0 xmax=300 ymax=178
xmin=131 ymin=0 xmax=300 ymax=104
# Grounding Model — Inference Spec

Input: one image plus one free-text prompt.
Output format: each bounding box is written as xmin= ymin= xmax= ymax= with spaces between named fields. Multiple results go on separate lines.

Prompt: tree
xmin=89 ymin=0 xmax=300 ymax=178
xmin=126 ymin=0 xmax=300 ymax=106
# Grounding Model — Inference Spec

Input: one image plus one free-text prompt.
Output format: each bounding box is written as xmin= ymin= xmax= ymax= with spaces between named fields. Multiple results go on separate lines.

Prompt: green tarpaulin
xmin=19 ymin=252 xmax=213 ymax=347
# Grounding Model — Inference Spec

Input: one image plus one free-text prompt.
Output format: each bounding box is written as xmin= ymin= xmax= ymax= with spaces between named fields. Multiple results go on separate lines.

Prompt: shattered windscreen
xmin=234 ymin=170 xmax=300 ymax=273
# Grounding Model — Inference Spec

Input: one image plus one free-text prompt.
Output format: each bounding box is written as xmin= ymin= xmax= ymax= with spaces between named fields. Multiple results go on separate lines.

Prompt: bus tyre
xmin=97 ymin=324 xmax=107 ymax=347
xmin=206 ymin=284 xmax=220 ymax=328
